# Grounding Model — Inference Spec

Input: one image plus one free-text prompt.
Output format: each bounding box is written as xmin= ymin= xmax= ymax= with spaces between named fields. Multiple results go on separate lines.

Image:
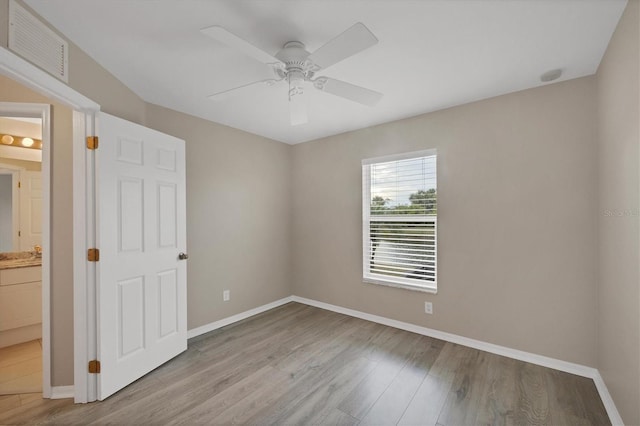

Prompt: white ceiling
xmin=24 ymin=0 xmax=626 ymax=144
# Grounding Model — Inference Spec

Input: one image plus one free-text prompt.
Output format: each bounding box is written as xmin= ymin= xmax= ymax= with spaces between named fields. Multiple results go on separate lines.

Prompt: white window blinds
xmin=362 ymin=150 xmax=437 ymax=292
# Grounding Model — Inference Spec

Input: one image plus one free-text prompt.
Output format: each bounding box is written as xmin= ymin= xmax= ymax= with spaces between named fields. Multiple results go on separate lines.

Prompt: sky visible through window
xmin=370 ymin=155 xmax=436 ymax=211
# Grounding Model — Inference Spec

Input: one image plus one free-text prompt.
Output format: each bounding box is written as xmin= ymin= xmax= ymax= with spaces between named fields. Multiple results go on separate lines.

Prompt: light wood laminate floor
xmin=0 ymin=303 xmax=609 ymax=425
xmin=0 ymin=339 xmax=42 ymax=395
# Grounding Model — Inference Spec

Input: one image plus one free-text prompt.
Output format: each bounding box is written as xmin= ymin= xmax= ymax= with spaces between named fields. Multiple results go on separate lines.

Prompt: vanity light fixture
xmin=21 ymin=137 xmax=34 ymax=147
xmin=0 ymin=134 xmax=42 ymax=149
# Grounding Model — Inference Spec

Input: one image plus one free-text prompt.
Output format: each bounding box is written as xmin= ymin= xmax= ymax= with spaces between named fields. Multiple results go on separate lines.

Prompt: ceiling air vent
xmin=8 ymin=0 xmax=69 ymax=82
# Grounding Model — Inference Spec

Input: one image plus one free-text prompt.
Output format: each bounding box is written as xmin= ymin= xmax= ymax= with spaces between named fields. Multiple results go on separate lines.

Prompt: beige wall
xmin=145 ymin=104 xmax=291 ymax=329
xmin=292 ymin=76 xmax=599 ymax=367
xmin=596 ymin=1 xmax=640 ymax=424
xmin=0 ymin=157 xmax=40 ymax=171
xmin=0 ymin=73 xmax=74 ymax=385
xmin=0 ymin=117 xmax=41 ymax=139
xmin=67 ymin=43 xmax=145 ymax=125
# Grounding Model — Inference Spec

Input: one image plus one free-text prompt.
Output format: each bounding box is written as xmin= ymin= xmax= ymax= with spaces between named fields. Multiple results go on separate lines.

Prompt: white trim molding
xmin=187 ymin=296 xmax=293 ymax=339
xmin=291 ymin=296 xmax=595 ymax=376
xmin=0 ymin=46 xmax=100 ymax=404
xmin=0 ymin=47 xmax=98 ymax=112
xmin=290 ymin=295 xmax=623 ymax=425
xmin=592 ymin=371 xmax=625 ymax=426
xmin=72 ymin=110 xmax=96 ymax=404
xmin=50 ymin=385 xmax=75 ymax=399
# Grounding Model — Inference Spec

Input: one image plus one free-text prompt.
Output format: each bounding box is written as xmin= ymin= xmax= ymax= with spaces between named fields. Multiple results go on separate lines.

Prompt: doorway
xmin=0 ymin=46 xmax=185 ymax=404
xmin=0 ymin=104 xmax=50 ymax=402
xmin=0 ymin=115 xmax=43 ymax=396
xmin=0 ymin=46 xmax=100 ymax=403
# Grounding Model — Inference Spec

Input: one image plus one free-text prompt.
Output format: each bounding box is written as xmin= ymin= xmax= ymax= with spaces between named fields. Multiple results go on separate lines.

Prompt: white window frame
xmin=362 ymin=149 xmax=437 ymax=293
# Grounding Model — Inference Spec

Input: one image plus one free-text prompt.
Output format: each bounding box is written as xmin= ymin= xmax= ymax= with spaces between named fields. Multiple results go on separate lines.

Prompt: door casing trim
xmin=0 ymin=46 xmax=99 ymax=403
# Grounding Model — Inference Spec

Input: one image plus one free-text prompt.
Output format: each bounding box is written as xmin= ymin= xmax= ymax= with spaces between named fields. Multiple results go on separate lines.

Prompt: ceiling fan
xmin=201 ymin=23 xmax=383 ymax=126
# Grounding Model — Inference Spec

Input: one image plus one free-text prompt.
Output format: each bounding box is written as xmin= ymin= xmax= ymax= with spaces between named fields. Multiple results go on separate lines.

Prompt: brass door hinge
xmin=88 ymin=360 xmax=101 ymax=374
xmin=17 ymin=181 xmax=21 ymax=188
xmin=88 ymin=248 xmax=100 ymax=262
xmin=18 ymin=231 xmax=21 ymax=237
xmin=86 ymin=136 xmax=99 ymax=150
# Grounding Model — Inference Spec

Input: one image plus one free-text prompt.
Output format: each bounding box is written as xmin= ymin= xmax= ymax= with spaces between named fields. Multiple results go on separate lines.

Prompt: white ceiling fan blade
xmin=307 ymin=23 xmax=378 ymax=71
xmin=208 ymin=79 xmax=281 ymax=101
xmin=290 ymin=92 xmax=308 ymax=126
xmin=314 ymin=77 xmax=383 ymax=106
xmin=200 ymin=25 xmax=282 ymax=65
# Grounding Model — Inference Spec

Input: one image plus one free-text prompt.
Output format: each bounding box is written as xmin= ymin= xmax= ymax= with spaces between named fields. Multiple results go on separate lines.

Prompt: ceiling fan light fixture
xmin=288 ymin=70 xmax=305 ymax=100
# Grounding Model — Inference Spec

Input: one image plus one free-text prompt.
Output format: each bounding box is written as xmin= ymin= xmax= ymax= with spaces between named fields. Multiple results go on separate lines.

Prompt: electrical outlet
xmin=223 ymin=290 xmax=230 ymax=302
xmin=425 ymin=301 xmax=433 ymax=314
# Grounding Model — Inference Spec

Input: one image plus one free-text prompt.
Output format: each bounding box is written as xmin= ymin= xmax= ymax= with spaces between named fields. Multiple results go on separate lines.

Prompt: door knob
xmin=178 ymin=252 xmax=189 ymax=260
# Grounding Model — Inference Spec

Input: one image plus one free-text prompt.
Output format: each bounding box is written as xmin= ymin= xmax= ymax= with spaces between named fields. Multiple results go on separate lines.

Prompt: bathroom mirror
xmin=0 ymin=116 xmax=43 ymax=253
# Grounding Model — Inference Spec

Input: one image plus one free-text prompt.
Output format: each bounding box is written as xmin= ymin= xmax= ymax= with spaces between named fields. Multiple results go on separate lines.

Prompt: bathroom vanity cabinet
xmin=0 ymin=265 xmax=42 ymax=347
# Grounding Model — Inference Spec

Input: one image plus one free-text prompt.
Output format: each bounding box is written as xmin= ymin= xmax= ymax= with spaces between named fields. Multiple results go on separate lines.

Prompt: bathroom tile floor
xmin=0 ymin=340 xmax=42 ymax=395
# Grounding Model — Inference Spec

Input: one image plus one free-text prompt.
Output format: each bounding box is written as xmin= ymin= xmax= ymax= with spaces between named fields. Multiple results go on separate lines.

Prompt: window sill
xmin=363 ymin=277 xmax=438 ymax=294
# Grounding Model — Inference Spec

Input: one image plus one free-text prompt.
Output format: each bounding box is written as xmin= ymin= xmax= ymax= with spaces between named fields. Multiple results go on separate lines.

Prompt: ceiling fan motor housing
xmin=274 ymin=41 xmax=317 ymax=94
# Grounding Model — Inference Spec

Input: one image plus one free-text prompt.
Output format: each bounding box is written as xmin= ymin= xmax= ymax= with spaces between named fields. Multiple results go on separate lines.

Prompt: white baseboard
xmin=592 ymin=371 xmax=625 ymax=425
xmin=50 ymin=385 xmax=74 ymax=399
xmin=290 ymin=295 xmax=623 ymax=425
xmin=184 ymin=294 xmax=622 ymax=424
xmin=291 ymin=296 xmax=595 ymax=377
xmin=187 ymin=296 xmax=294 ymax=339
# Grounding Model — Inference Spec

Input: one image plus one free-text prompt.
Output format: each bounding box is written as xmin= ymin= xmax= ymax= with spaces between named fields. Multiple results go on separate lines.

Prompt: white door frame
xmin=0 ymin=47 xmax=100 ymax=402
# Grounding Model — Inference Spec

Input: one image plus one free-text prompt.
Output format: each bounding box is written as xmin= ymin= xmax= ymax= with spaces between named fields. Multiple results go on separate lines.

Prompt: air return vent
xmin=8 ymin=0 xmax=69 ymax=82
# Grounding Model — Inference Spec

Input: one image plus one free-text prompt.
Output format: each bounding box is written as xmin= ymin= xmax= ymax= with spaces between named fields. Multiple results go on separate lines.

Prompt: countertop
xmin=0 ymin=252 xmax=42 ymax=270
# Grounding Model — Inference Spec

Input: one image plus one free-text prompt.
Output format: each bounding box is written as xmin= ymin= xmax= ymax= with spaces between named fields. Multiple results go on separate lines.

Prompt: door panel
xmin=118 ymin=276 xmax=145 ymax=357
xmin=19 ymin=171 xmax=42 ymax=251
xmin=118 ymin=177 xmax=144 ymax=252
xmin=158 ymin=269 xmax=178 ymax=338
xmin=158 ymin=183 xmax=177 ymax=248
xmin=97 ymin=112 xmax=187 ymax=400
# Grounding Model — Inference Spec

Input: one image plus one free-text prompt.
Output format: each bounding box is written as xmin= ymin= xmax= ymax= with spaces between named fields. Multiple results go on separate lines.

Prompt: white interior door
xmin=0 ymin=168 xmax=20 ymax=252
xmin=19 ymin=171 xmax=42 ymax=251
xmin=96 ymin=112 xmax=187 ymax=400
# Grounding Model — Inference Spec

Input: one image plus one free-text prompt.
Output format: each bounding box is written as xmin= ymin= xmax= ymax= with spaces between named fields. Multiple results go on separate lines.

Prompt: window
xmin=362 ymin=150 xmax=437 ymax=293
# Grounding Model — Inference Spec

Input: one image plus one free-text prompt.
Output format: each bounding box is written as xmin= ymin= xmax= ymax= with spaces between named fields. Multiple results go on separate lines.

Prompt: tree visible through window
xmin=362 ymin=151 xmax=437 ymax=292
